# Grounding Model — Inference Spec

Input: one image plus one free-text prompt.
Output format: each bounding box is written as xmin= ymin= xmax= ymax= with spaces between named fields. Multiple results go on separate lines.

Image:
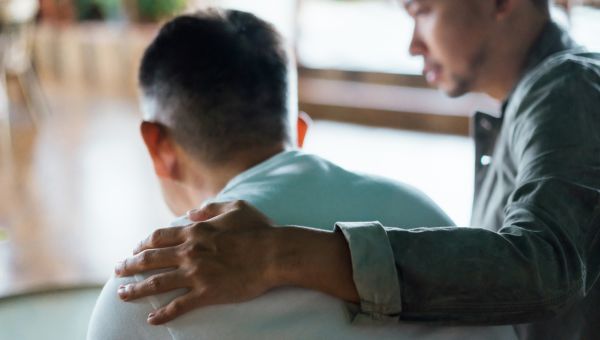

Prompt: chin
xmin=442 ymin=82 xmax=471 ymax=98
xmin=442 ymin=74 xmax=475 ymax=98
xmin=445 ymin=89 xmax=468 ymax=98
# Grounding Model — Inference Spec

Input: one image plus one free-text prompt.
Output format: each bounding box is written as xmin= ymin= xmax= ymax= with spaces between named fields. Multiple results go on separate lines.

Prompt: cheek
xmin=424 ymin=26 xmax=459 ymax=70
xmin=433 ymin=18 xmax=483 ymax=70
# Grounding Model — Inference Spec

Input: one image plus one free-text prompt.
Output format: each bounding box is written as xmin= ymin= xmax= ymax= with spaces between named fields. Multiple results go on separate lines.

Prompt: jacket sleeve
xmin=337 ymin=62 xmax=600 ymax=324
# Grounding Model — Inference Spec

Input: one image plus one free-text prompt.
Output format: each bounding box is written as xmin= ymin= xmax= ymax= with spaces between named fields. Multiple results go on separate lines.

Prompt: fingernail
xmin=147 ymin=312 xmax=156 ymax=323
xmin=186 ymin=209 xmax=199 ymax=217
xmin=118 ymin=285 xmax=128 ymax=299
xmin=114 ymin=261 xmax=123 ymax=275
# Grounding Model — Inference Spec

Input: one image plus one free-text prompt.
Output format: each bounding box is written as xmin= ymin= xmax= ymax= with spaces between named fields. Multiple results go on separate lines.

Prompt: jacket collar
xmin=501 ymin=21 xmax=579 ymax=115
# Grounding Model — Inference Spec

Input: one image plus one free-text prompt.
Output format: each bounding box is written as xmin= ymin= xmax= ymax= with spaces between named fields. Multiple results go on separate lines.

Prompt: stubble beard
xmin=444 ymin=41 xmax=489 ymax=98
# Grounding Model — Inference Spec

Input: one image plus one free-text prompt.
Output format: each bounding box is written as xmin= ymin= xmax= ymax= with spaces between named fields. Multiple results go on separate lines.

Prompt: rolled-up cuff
xmin=335 ymin=221 xmax=402 ymax=322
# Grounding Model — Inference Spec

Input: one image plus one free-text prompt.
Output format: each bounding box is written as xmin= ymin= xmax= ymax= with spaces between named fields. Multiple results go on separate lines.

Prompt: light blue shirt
xmin=88 ymin=150 xmax=516 ymax=339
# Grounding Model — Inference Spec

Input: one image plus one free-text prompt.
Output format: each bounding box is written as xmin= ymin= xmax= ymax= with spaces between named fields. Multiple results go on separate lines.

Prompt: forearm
xmin=266 ymin=226 xmax=360 ymax=303
xmin=263 ymin=216 xmax=586 ymax=325
xmin=387 ymin=224 xmax=584 ymax=323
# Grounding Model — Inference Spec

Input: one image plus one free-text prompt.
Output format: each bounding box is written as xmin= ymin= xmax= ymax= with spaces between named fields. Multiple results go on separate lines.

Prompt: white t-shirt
xmin=87 ymin=150 xmax=516 ymax=340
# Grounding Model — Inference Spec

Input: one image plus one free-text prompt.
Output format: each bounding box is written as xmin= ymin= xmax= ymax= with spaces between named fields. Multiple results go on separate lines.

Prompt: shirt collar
xmin=501 ymin=21 xmax=579 ymax=115
xmin=217 ymin=149 xmax=300 ymax=196
xmin=522 ymin=20 xmax=579 ymax=74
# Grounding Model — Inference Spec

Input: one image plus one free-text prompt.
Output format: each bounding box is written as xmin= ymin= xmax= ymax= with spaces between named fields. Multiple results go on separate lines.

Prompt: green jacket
xmin=336 ymin=21 xmax=600 ymax=340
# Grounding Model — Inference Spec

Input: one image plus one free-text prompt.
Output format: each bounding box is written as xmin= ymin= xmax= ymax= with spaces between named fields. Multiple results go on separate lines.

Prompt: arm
xmin=340 ymin=65 xmax=600 ymax=323
xmin=338 ymin=65 xmax=600 ymax=324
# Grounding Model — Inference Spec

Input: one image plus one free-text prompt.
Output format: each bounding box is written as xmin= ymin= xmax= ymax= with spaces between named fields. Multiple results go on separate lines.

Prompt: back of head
xmin=139 ymin=9 xmax=290 ymax=164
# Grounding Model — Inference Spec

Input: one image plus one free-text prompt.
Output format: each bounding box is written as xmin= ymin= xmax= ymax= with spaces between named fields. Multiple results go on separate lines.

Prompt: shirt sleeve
xmin=335 ymin=222 xmax=402 ymax=321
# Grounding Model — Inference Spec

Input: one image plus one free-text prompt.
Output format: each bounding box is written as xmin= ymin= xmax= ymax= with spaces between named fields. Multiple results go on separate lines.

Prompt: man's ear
xmin=297 ymin=111 xmax=312 ymax=148
xmin=140 ymin=121 xmax=178 ymax=179
xmin=494 ymin=0 xmax=516 ymax=19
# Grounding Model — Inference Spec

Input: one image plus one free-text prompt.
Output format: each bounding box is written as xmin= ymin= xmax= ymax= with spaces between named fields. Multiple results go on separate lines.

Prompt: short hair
xmin=139 ymin=9 xmax=290 ymax=164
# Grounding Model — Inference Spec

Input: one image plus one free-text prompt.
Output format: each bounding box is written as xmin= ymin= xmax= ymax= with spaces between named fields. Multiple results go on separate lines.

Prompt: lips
xmin=423 ymin=61 xmax=442 ymax=84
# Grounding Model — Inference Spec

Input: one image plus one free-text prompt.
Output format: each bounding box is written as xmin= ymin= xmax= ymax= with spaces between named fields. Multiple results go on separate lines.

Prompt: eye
xmin=414 ymin=7 xmax=430 ymax=17
xmin=408 ymin=5 xmax=430 ymax=17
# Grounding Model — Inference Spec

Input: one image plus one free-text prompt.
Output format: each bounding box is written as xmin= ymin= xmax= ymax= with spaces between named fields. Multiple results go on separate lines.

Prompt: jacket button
xmin=480 ymin=118 xmax=493 ymax=131
xmin=480 ymin=155 xmax=492 ymax=166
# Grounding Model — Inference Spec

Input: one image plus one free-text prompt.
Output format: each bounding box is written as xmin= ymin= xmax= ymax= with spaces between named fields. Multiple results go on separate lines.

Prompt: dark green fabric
xmin=385 ymin=22 xmax=600 ymax=339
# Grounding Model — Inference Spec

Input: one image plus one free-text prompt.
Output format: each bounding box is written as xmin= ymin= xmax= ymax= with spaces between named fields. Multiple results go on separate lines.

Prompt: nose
xmin=408 ymin=25 xmax=426 ymax=56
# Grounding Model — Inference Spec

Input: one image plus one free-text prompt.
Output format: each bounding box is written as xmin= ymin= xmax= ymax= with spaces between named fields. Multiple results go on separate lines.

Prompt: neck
xmin=187 ymin=143 xmax=289 ymax=203
xmin=481 ymin=13 xmax=549 ymax=101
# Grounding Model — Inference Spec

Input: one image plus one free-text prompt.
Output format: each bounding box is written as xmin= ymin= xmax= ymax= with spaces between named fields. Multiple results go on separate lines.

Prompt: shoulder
xmin=87 ymin=275 xmax=168 ymax=340
xmin=503 ymin=52 xmax=600 ymax=183
xmin=356 ymin=174 xmax=454 ymax=227
xmin=507 ymin=50 xmax=600 ymax=148
xmin=216 ymin=151 xmax=453 ymax=228
xmin=274 ymin=151 xmax=423 ymax=200
xmin=515 ymin=50 xmax=600 ymax=110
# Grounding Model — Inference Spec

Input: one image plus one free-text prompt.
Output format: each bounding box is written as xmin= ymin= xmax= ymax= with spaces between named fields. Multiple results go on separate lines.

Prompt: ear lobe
xmin=494 ymin=0 xmax=513 ymax=19
xmin=140 ymin=121 xmax=177 ymax=179
xmin=297 ymin=111 xmax=312 ymax=148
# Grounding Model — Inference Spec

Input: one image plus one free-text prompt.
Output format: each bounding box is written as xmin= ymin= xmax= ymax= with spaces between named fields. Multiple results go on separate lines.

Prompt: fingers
xmin=147 ymin=293 xmax=204 ymax=325
xmin=133 ymin=226 xmax=187 ymax=255
xmin=187 ymin=200 xmax=247 ymax=222
xmin=115 ymin=246 xmax=179 ymax=277
xmin=118 ymin=270 xmax=187 ymax=302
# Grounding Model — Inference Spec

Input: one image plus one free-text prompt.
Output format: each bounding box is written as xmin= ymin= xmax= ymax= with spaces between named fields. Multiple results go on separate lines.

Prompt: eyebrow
xmin=403 ymin=0 xmax=421 ymax=8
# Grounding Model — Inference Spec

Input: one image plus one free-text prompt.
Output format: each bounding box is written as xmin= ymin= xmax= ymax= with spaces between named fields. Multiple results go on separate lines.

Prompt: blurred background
xmin=0 ymin=0 xmax=598 ymax=338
